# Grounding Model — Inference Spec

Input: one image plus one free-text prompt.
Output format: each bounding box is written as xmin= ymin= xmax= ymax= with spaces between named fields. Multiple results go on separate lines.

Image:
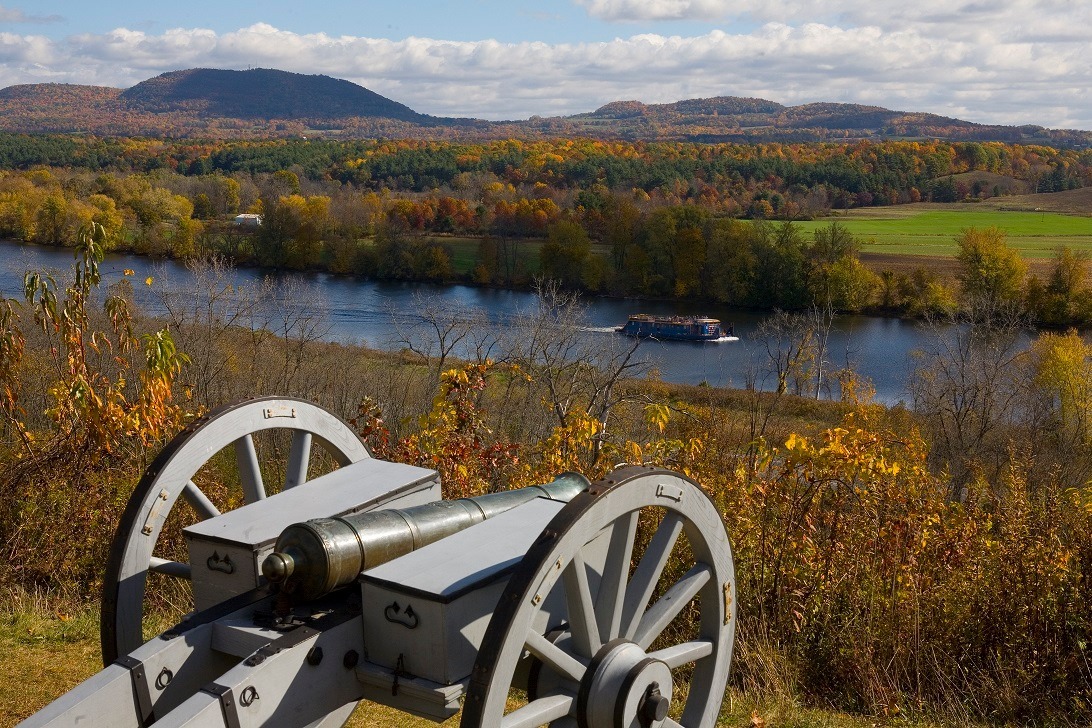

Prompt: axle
xmin=262 ymin=473 xmax=589 ymax=600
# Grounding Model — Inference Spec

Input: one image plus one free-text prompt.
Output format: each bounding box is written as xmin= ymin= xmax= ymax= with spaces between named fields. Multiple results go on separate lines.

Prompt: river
xmin=0 ymin=240 xmax=940 ymax=405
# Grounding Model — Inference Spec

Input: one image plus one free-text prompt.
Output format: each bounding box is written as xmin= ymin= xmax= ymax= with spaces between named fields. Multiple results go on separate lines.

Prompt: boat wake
xmin=582 ymin=326 xmax=620 ymax=334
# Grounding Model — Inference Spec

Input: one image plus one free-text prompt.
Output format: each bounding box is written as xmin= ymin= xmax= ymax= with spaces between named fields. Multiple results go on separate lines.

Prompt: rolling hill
xmin=530 ymin=97 xmax=1088 ymax=146
xmin=0 ymin=67 xmax=1088 ymax=146
xmin=118 ymin=68 xmax=427 ymax=122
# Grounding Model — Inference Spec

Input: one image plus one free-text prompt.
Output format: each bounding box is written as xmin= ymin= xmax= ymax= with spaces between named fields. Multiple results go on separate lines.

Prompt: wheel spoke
xmin=182 ymin=480 xmax=221 ymax=520
xmin=594 ymin=511 xmax=638 ymax=643
xmin=501 ymin=694 xmax=574 ymax=728
xmin=103 ymin=397 xmax=371 ymax=669
xmin=525 ymin=631 xmax=587 ymax=684
xmin=148 ymin=556 xmax=192 ymax=580
xmin=234 ymin=433 xmax=266 ymax=502
xmin=621 ymin=511 xmax=684 ymax=639
xmin=285 ymin=430 xmax=312 ymax=489
xmin=662 ymin=719 xmax=685 ymax=728
xmin=562 ymin=551 xmax=601 ymax=657
xmin=649 ymin=640 xmax=715 ymax=669
xmin=634 ymin=563 xmax=711 ymax=650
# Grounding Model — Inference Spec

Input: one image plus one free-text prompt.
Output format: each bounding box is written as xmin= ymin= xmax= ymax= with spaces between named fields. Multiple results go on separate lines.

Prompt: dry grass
xmin=825 ymin=188 xmax=1092 ymax=217
xmin=0 ymin=589 xmax=103 ymax=725
xmin=2 ymin=591 xmax=972 ymax=728
xmin=978 ymin=187 xmax=1092 ymax=215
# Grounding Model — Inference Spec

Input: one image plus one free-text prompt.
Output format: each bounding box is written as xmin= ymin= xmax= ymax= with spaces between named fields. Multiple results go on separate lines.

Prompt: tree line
xmin=1 ymin=133 xmax=1090 ymax=212
xmin=2 ymin=157 xmax=1091 ymax=326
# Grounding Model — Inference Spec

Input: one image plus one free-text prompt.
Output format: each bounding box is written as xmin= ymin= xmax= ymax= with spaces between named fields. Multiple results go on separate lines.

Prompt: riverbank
xmin=1 ymin=237 xmax=946 ymax=404
xmin=8 ymin=195 xmax=1091 ymax=341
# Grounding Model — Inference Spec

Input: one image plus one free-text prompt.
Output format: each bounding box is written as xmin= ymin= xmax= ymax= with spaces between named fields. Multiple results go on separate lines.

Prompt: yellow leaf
xmin=123 ymin=269 xmax=134 ymax=276
xmin=144 ymin=277 xmax=154 ymax=286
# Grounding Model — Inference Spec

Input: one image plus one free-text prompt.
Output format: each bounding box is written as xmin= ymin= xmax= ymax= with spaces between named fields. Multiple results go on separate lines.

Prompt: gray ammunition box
xmin=359 ymin=496 xmax=608 ymax=686
xmin=359 ymin=497 xmax=563 ymax=685
xmin=184 ymin=459 xmax=440 ymax=610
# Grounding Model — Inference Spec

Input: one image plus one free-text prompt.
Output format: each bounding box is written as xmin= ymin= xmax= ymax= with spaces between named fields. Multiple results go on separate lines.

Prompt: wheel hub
xmin=578 ymin=639 xmax=674 ymax=728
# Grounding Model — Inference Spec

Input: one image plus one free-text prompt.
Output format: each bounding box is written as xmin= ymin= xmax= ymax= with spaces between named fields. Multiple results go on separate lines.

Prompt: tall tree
xmin=955 ymin=226 xmax=1027 ymax=307
xmin=539 ymin=220 xmax=591 ymax=290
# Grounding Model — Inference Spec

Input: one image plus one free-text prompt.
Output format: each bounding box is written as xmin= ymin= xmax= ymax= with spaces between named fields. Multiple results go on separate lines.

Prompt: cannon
xmin=21 ymin=397 xmax=737 ymax=727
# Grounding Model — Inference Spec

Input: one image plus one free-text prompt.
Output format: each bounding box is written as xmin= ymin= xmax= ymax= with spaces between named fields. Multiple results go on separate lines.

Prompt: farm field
xmin=797 ymin=206 xmax=1092 ymax=259
xmin=429 ymin=204 xmax=1092 ymax=280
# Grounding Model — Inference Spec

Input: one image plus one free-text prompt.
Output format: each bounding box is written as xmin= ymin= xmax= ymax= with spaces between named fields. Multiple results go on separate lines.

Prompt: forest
xmin=1 ymin=134 xmax=1091 ymax=327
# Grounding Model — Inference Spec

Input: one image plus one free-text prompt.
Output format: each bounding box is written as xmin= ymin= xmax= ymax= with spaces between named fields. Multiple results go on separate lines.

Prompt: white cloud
xmin=0 ymin=5 xmax=62 ymax=24
xmin=574 ymin=0 xmax=731 ymax=21
xmin=575 ymin=0 xmax=1092 ymax=44
xmin=0 ymin=20 xmax=1089 ymax=129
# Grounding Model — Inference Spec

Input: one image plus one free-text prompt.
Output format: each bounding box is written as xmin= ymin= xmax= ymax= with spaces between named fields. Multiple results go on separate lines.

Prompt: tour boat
xmin=615 ymin=314 xmax=736 ymax=341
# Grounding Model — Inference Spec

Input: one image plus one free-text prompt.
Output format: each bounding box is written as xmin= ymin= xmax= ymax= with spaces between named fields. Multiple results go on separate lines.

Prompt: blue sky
xmin=1 ymin=1 xmax=1089 ymax=128
xmin=2 ymin=1 xmax=743 ymax=45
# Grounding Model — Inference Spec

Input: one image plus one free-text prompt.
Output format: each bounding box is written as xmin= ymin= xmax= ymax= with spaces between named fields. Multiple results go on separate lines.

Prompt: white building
xmin=233 ymin=213 xmax=263 ymax=227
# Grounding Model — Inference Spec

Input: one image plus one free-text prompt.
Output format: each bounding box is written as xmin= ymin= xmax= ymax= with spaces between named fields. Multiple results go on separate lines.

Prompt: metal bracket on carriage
xmin=253 ymin=607 xmax=316 ymax=632
xmin=391 ymin=653 xmax=418 ymax=696
xmin=384 ymin=601 xmax=420 ymax=629
xmin=206 ymin=551 xmax=235 ymax=574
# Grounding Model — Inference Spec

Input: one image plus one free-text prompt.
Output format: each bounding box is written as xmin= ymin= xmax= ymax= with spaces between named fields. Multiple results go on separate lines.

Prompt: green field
xmin=421 ymin=236 xmax=489 ymax=273
xmin=425 ymin=208 xmax=1092 ymax=273
xmin=425 ymin=236 xmax=610 ymax=277
xmin=796 ymin=209 xmax=1092 ymax=258
xmin=420 ymin=235 xmax=544 ymax=276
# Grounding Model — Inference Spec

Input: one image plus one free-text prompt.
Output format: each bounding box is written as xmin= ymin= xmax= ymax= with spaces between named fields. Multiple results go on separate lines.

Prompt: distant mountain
xmin=535 ymin=96 xmax=1088 ymax=146
xmin=0 ymin=68 xmax=1088 ymax=147
xmin=119 ymin=68 xmax=427 ymax=123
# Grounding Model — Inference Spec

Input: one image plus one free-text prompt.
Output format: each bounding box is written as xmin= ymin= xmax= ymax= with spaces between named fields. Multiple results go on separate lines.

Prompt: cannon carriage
xmin=22 ymin=397 xmax=737 ymax=728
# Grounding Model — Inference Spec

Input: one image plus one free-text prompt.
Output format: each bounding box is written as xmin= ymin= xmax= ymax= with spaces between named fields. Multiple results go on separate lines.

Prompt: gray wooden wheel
xmin=462 ymin=466 xmax=737 ymax=728
xmin=100 ymin=396 xmax=370 ymax=665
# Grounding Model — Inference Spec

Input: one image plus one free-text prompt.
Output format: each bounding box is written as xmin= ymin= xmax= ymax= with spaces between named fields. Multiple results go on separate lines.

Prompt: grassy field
xmin=796 ymin=206 xmax=1092 ymax=259
xmin=430 ymin=194 xmax=1091 ymax=276
xmin=3 ymin=595 xmax=965 ymax=728
xmin=426 ymin=235 xmax=610 ymax=277
xmin=421 ymin=235 xmax=548 ymax=277
xmin=421 ymin=235 xmax=489 ymax=274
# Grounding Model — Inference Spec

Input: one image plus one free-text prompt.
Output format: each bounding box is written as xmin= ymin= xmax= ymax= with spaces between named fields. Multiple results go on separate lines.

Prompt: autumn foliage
xmin=0 ymin=223 xmax=189 ymax=589
xmin=351 ymin=360 xmax=1092 ymax=722
xmin=1 ymin=246 xmax=1091 ymax=722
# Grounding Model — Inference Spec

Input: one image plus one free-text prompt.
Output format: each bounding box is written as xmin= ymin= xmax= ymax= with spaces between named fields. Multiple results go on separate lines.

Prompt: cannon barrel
xmin=262 ymin=472 xmax=590 ymax=601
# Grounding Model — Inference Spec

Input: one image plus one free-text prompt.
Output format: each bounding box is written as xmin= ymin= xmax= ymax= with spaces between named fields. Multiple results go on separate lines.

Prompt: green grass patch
xmin=422 ymin=236 xmax=612 ymax=277
xmin=421 ymin=236 xmax=484 ymax=274
xmin=797 ymin=210 xmax=1092 ymax=258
